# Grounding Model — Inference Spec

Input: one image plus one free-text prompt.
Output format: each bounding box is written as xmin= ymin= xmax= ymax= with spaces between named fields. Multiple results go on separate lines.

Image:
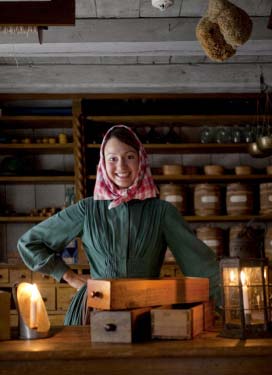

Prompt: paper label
xmin=201 ymin=195 xmax=218 ymax=203
xmin=203 ymin=240 xmax=219 ymax=247
xmin=268 ymin=195 xmax=272 ymax=202
xmin=230 ymin=195 xmax=247 ymax=203
xmin=165 ymin=195 xmax=183 ymax=203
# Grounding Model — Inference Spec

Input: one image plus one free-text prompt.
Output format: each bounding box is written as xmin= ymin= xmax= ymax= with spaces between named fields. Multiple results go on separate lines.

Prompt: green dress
xmin=17 ymin=197 xmax=221 ymax=325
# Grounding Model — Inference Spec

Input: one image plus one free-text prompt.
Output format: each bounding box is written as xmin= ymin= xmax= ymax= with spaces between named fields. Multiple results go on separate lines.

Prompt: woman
xmin=17 ymin=125 xmax=221 ymax=325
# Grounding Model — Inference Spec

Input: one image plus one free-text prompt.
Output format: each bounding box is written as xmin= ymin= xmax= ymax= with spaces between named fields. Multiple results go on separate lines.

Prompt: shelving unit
xmin=0 ymin=98 xmax=79 ymax=326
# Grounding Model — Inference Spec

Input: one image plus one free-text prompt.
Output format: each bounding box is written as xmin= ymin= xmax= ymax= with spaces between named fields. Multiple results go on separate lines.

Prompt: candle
xmin=240 ymin=271 xmax=251 ymax=324
xmin=29 ymin=284 xmax=39 ymax=329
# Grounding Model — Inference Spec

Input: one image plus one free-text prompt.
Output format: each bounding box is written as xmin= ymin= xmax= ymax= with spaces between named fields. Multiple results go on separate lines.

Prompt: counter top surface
xmin=1 ymin=326 xmax=272 ymax=360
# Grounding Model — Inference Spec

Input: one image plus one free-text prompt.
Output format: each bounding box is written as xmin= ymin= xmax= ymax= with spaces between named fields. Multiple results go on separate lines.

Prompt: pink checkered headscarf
xmin=93 ymin=125 xmax=158 ymax=209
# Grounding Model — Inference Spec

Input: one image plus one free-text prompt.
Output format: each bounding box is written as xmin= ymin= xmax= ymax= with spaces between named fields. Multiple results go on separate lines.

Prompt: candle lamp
xmin=14 ymin=282 xmax=50 ymax=339
xmin=220 ymin=257 xmax=272 ymax=339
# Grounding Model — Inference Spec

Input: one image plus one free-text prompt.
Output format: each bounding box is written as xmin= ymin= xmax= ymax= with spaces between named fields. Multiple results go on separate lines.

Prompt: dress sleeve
xmin=17 ymin=199 xmax=86 ymax=281
xmin=162 ymin=202 xmax=222 ymax=308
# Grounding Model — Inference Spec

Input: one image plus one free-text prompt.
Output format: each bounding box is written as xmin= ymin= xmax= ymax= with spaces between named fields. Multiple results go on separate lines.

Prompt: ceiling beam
xmin=0 ymin=63 xmax=271 ymax=94
xmin=0 ymin=18 xmax=270 ymax=58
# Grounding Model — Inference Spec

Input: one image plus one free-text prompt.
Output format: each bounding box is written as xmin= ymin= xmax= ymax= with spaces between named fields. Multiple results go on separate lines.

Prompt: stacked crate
xmin=87 ymin=277 xmax=214 ymax=343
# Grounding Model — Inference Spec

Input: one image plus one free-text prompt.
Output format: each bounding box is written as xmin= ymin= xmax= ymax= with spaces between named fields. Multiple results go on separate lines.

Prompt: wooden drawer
xmin=38 ymin=286 xmax=56 ymax=311
xmin=9 ymin=268 xmax=32 ymax=284
xmin=0 ymin=291 xmax=10 ymax=340
xmin=33 ymin=273 xmax=55 ymax=284
xmin=48 ymin=313 xmax=65 ymax=327
xmin=57 ymin=286 xmax=76 ymax=311
xmin=0 ymin=268 xmax=9 ymax=284
xmin=91 ymin=308 xmax=151 ymax=343
xmin=87 ymin=277 xmax=209 ymax=310
xmin=151 ymin=303 xmax=204 ymax=340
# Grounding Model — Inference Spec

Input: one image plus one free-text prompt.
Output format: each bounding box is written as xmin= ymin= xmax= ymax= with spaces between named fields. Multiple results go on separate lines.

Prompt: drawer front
xmin=57 ymin=286 xmax=76 ymax=311
xmin=0 ymin=269 xmax=9 ymax=284
xmin=9 ymin=269 xmax=32 ymax=284
xmin=38 ymin=286 xmax=56 ymax=311
xmin=91 ymin=308 xmax=151 ymax=343
xmin=33 ymin=273 xmax=55 ymax=284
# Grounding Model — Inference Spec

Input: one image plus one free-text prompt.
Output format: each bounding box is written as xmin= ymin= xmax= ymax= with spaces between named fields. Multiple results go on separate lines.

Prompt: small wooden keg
xmin=235 ymin=165 xmax=252 ymax=175
xmin=160 ymin=184 xmax=186 ymax=213
xmin=194 ymin=184 xmax=221 ymax=216
xmin=162 ymin=164 xmax=183 ymax=175
xmin=196 ymin=226 xmax=224 ymax=257
xmin=265 ymin=226 xmax=272 ymax=261
xmin=204 ymin=165 xmax=224 ymax=175
xmin=226 ymin=183 xmax=253 ymax=215
xmin=260 ymin=183 xmax=272 ymax=214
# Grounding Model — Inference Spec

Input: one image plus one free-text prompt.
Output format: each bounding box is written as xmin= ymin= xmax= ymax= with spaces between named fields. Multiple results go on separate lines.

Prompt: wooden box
xmin=203 ymin=299 xmax=215 ymax=330
xmin=90 ymin=308 xmax=151 ymax=343
xmin=151 ymin=303 xmax=204 ymax=340
xmin=87 ymin=277 xmax=209 ymax=310
xmin=0 ymin=291 xmax=11 ymax=340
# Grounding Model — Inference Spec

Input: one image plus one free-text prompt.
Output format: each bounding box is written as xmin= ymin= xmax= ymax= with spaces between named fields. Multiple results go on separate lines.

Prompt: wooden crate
xmin=0 ymin=291 xmax=10 ymax=340
xmin=90 ymin=308 xmax=151 ymax=343
xmin=151 ymin=303 xmax=204 ymax=340
xmin=87 ymin=277 xmax=209 ymax=310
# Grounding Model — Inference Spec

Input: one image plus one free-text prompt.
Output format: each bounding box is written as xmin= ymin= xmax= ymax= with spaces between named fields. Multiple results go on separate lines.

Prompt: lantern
xmin=220 ymin=257 xmax=272 ymax=339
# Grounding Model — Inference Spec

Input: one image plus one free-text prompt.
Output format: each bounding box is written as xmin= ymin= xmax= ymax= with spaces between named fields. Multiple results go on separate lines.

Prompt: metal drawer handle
xmin=90 ymin=291 xmax=102 ymax=298
xmin=104 ymin=323 xmax=116 ymax=332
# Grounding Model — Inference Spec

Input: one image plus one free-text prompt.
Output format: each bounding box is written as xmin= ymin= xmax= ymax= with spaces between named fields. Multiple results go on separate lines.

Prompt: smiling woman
xmin=104 ymin=137 xmax=139 ymax=189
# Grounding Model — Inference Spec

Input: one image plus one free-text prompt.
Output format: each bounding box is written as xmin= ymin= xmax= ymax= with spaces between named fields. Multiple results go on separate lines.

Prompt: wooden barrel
xmin=265 ymin=226 xmax=272 ymax=261
xmin=226 ymin=183 xmax=253 ymax=215
xmin=162 ymin=164 xmax=183 ymax=175
xmin=260 ymin=183 xmax=272 ymax=214
xmin=194 ymin=184 xmax=221 ymax=216
xmin=229 ymin=224 xmax=263 ymax=258
xmin=196 ymin=226 xmax=224 ymax=257
xmin=160 ymin=184 xmax=186 ymax=213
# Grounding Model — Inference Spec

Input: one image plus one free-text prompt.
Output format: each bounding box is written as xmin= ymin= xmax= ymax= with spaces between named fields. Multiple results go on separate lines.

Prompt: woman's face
xmin=104 ymin=137 xmax=139 ymax=188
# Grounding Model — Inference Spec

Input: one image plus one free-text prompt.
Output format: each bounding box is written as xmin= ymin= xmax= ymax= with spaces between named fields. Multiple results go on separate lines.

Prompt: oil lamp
xmin=220 ymin=257 xmax=272 ymax=339
xmin=14 ymin=282 xmax=50 ymax=339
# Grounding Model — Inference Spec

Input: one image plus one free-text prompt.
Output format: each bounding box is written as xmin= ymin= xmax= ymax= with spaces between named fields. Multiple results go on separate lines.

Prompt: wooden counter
xmin=1 ymin=326 xmax=272 ymax=375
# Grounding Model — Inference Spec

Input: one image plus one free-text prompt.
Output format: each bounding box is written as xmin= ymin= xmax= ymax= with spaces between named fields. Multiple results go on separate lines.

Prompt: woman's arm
xmin=162 ymin=202 xmax=222 ymax=308
xmin=17 ymin=199 xmax=86 ymax=286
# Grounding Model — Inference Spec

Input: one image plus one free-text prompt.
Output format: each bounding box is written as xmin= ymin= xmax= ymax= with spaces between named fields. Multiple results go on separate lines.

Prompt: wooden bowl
xmin=235 ymin=165 xmax=252 ymax=175
xmin=266 ymin=166 xmax=272 ymax=175
xmin=204 ymin=165 xmax=224 ymax=175
xmin=162 ymin=164 xmax=183 ymax=175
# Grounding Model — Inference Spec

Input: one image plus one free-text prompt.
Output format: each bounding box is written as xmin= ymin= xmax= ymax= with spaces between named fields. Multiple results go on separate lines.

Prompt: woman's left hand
xmin=62 ymin=269 xmax=87 ymax=290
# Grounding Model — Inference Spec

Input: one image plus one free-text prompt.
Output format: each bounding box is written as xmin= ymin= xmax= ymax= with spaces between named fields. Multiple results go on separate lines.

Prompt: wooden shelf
xmin=85 ymin=114 xmax=269 ymax=126
xmin=184 ymin=215 xmax=272 ymax=222
xmin=0 ymin=143 xmax=74 ymax=154
xmin=1 ymin=214 xmax=271 ymax=224
xmin=87 ymin=174 xmax=272 ymax=183
xmin=87 ymin=143 xmax=249 ymax=154
xmin=0 ymin=115 xmax=73 ymax=128
xmin=0 ymin=216 xmax=47 ymax=223
xmin=0 ymin=176 xmax=74 ymax=184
